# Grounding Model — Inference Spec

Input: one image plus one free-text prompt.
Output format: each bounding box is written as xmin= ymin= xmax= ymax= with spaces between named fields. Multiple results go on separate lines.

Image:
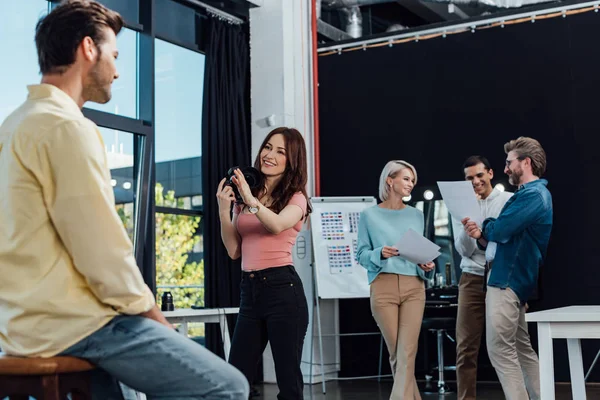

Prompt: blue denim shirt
xmin=482 ymin=179 xmax=552 ymax=304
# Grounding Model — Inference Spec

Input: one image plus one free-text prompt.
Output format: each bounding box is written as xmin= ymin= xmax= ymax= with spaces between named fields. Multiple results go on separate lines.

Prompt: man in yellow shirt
xmin=0 ymin=1 xmax=248 ymax=399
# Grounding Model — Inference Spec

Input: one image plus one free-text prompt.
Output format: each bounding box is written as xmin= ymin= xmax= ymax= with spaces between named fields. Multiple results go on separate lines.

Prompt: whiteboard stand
xmin=310 ymin=259 xmax=387 ymax=394
xmin=313 ymin=261 xmax=327 ymax=394
xmin=309 ymin=196 xmax=380 ymax=394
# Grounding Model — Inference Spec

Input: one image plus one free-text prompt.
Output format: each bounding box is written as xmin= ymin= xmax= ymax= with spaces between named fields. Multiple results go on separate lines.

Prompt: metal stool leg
xmin=437 ymin=329 xmax=446 ymax=394
xmin=423 ymin=328 xmax=452 ymax=395
xmin=423 ymin=328 xmax=454 ymax=395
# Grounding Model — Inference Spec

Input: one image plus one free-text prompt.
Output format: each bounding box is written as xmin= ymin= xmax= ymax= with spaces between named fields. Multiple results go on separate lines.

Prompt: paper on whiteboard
xmin=310 ymin=197 xmax=377 ymax=299
xmin=437 ymin=181 xmax=484 ymax=226
xmin=393 ymin=228 xmax=441 ymax=265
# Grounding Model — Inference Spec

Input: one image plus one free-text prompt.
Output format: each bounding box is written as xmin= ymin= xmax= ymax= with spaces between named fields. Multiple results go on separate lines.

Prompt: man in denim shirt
xmin=464 ymin=137 xmax=552 ymax=400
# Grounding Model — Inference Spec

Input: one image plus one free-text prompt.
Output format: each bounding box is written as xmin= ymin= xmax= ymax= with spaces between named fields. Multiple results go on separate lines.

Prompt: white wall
xmin=249 ymin=0 xmax=340 ymax=385
xmin=249 ymin=0 xmax=315 ymax=195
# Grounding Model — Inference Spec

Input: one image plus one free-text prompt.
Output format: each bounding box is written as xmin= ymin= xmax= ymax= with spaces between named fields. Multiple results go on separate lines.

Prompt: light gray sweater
xmin=451 ymin=188 xmax=512 ymax=276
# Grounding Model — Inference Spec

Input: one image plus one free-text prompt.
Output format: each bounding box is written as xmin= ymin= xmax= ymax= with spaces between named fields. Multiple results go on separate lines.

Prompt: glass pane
xmin=86 ymin=28 xmax=138 ymax=118
xmin=155 ymin=0 xmax=196 ymax=46
xmin=155 ymin=212 xmax=204 ymax=310
xmin=0 ymin=0 xmax=49 ymax=122
xmin=155 ymin=39 xmax=205 ymax=209
xmin=415 ymin=201 xmax=424 ymax=213
xmin=434 ymin=200 xmax=450 ymax=237
xmin=98 ymin=126 xmax=137 ymax=242
xmin=94 ymin=0 xmax=139 ymax=26
xmin=431 ymin=200 xmax=457 ymax=285
xmin=187 ymin=322 xmax=205 ymax=340
xmin=50 ymin=0 xmax=139 ymax=27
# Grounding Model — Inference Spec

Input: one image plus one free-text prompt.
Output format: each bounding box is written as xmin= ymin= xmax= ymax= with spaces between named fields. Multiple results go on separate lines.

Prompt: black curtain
xmin=318 ymin=10 xmax=600 ymax=382
xmin=202 ymin=17 xmax=250 ymax=358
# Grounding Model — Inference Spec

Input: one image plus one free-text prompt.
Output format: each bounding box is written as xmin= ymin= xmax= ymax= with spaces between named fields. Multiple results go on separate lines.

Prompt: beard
xmin=508 ymin=168 xmax=523 ymax=186
xmin=83 ymin=60 xmax=112 ymax=104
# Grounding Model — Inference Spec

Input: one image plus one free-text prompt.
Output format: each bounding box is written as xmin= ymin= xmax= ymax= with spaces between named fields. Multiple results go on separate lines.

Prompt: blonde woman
xmin=357 ymin=160 xmax=435 ymax=400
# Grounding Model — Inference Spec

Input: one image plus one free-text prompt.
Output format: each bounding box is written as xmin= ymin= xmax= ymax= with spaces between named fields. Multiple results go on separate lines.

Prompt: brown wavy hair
xmin=252 ymin=127 xmax=312 ymax=218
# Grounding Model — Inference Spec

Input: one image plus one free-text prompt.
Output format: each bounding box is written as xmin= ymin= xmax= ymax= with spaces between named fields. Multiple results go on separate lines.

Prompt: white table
xmin=526 ymin=306 xmax=600 ymax=400
xmin=163 ymin=307 xmax=240 ymax=360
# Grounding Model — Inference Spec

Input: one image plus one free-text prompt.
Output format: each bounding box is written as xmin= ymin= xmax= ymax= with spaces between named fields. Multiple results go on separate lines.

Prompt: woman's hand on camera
xmin=216 ymin=178 xmax=236 ymax=211
xmin=231 ymin=168 xmax=258 ymax=207
xmin=381 ymin=246 xmax=399 ymax=259
xmin=418 ymin=262 xmax=435 ymax=272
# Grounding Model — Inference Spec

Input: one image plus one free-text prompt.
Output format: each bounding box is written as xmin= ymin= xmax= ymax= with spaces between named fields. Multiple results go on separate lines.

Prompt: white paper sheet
xmin=393 ymin=228 xmax=441 ymax=265
xmin=437 ymin=181 xmax=484 ymax=226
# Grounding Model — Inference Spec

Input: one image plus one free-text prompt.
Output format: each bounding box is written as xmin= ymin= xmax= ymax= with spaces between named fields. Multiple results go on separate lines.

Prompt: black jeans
xmin=229 ymin=265 xmax=309 ymax=400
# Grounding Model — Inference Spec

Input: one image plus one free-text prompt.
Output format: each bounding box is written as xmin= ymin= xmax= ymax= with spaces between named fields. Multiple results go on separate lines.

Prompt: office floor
xmin=256 ymin=381 xmax=600 ymax=399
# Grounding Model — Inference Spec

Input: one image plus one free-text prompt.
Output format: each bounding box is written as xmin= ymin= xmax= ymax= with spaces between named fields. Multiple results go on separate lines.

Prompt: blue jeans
xmin=59 ymin=315 xmax=249 ymax=400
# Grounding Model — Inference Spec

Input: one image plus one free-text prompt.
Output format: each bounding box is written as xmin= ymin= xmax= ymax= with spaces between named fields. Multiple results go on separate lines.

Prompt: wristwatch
xmin=248 ymin=200 xmax=260 ymax=214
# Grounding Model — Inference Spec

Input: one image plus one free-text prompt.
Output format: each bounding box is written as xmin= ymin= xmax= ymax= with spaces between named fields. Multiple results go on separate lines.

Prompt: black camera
xmin=225 ymin=166 xmax=264 ymax=204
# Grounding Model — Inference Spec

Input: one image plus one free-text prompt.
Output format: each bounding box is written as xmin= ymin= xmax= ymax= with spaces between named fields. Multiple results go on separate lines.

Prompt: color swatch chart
xmin=320 ymin=211 xmax=345 ymax=241
xmin=310 ymin=197 xmax=377 ymax=299
xmin=348 ymin=212 xmax=361 ymax=233
xmin=327 ymin=244 xmax=353 ymax=273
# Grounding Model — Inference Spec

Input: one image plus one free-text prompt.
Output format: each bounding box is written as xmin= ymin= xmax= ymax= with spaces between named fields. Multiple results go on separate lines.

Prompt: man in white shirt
xmin=452 ymin=156 xmax=512 ymax=400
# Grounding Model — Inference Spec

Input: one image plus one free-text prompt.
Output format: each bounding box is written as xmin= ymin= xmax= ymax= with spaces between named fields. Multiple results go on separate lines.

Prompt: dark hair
xmin=253 ymin=127 xmax=312 ymax=217
xmin=35 ymin=0 xmax=124 ymax=74
xmin=462 ymin=155 xmax=492 ymax=171
xmin=504 ymin=137 xmax=547 ymax=177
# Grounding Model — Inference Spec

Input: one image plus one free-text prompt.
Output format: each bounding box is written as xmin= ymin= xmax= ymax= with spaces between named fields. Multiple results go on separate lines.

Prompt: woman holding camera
xmin=216 ymin=127 xmax=311 ymax=400
xmin=356 ymin=160 xmax=435 ymax=400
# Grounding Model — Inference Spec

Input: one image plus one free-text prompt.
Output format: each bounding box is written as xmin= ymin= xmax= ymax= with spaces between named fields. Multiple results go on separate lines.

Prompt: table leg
xmin=219 ymin=313 xmax=232 ymax=361
xmin=179 ymin=321 xmax=188 ymax=337
xmin=538 ymin=322 xmax=555 ymax=400
xmin=567 ymin=338 xmax=586 ymax=400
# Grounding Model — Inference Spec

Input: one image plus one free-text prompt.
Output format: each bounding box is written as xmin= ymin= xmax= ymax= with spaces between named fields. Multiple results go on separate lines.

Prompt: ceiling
xmin=318 ymin=0 xmax=562 ymax=44
xmin=191 ymin=0 xmax=567 ymax=45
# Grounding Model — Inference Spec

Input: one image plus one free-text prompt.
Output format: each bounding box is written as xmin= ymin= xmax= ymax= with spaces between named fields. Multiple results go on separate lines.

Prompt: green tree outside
xmin=117 ymin=183 xmax=205 ymax=336
xmin=154 ymin=183 xmax=204 ymax=309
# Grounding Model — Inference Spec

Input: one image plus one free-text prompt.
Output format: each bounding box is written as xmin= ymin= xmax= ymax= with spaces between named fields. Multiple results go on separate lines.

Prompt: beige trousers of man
xmin=486 ymin=286 xmax=540 ymax=400
xmin=371 ymin=273 xmax=425 ymax=400
xmin=456 ymin=272 xmax=486 ymax=400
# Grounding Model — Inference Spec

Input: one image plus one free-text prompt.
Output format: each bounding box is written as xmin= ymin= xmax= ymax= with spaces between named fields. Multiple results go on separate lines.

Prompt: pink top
xmin=234 ymin=192 xmax=307 ymax=271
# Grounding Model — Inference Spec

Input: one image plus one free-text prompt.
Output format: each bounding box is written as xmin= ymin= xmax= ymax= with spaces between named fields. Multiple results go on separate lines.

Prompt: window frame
xmin=49 ymin=0 xmax=208 ymax=294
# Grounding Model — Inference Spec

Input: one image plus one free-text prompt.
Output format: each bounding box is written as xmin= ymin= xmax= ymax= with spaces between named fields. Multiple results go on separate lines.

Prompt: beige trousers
xmin=486 ymin=286 xmax=540 ymax=400
xmin=371 ymin=273 xmax=425 ymax=400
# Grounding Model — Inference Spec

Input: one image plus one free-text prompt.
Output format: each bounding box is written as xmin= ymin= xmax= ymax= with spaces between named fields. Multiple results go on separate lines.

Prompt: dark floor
xmin=256 ymin=380 xmax=600 ymax=399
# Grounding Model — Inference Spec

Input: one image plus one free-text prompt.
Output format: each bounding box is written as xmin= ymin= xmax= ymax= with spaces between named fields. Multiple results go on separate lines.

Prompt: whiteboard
xmin=309 ymin=196 xmax=377 ymax=299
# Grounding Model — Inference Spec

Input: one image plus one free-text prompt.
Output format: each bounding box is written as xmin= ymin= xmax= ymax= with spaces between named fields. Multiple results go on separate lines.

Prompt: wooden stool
xmin=0 ymin=353 xmax=94 ymax=399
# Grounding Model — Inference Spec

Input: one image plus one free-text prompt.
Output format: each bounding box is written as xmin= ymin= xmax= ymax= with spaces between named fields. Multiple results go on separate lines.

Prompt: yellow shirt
xmin=0 ymin=84 xmax=155 ymax=357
